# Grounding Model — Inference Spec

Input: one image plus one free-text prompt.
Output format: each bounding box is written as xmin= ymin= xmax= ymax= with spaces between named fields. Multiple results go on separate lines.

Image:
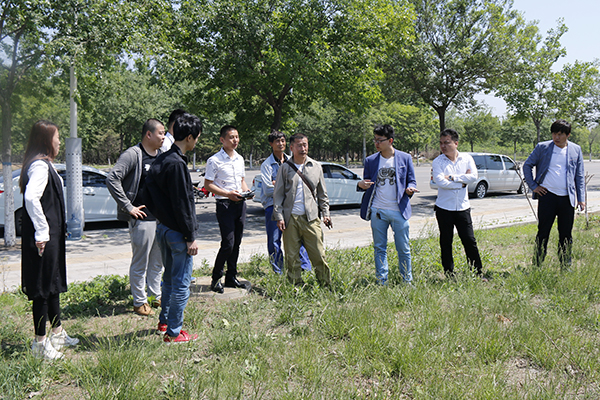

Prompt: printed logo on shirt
xmin=377 ymin=167 xmax=396 ymax=187
xmin=144 ymin=163 xmax=152 ymax=171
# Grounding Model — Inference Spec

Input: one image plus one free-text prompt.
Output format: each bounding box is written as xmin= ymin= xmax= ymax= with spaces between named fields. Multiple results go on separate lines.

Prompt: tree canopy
xmin=3 ymin=0 xmax=600 ymax=194
xmin=461 ymin=105 xmax=500 ymax=152
xmin=386 ymin=0 xmax=536 ymax=132
xmin=174 ymin=0 xmax=414 ymax=132
xmin=496 ymin=22 xmax=567 ymax=143
xmin=498 ymin=20 xmax=599 ymax=143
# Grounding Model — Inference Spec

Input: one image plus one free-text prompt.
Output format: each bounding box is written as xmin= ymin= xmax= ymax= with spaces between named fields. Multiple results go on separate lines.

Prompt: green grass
xmin=2 ymin=217 xmax=600 ymax=399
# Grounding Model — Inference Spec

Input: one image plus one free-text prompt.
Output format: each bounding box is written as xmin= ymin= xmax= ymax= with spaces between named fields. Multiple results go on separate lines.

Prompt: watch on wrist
xmin=449 ymin=175 xmax=453 ymax=181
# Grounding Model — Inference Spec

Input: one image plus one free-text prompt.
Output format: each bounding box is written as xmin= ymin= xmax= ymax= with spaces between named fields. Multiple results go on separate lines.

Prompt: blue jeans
xmin=264 ymin=206 xmax=311 ymax=274
xmin=370 ymin=207 xmax=412 ymax=284
xmin=156 ymin=223 xmax=193 ymax=337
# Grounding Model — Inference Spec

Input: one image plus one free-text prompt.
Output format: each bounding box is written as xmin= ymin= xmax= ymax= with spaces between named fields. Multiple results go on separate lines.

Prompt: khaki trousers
xmin=283 ymin=214 xmax=331 ymax=285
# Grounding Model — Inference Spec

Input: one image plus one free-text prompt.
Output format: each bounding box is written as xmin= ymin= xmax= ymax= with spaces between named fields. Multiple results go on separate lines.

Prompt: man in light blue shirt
xmin=260 ymin=131 xmax=311 ymax=274
xmin=523 ymin=119 xmax=585 ymax=267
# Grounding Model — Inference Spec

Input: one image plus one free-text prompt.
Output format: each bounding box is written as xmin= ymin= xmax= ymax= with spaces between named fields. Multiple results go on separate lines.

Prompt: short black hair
xmin=220 ymin=125 xmax=237 ymax=138
xmin=168 ymin=109 xmax=186 ymax=129
xmin=289 ymin=132 xmax=307 ymax=144
xmin=173 ymin=113 xmax=202 ymax=141
xmin=440 ymin=128 xmax=459 ymax=142
xmin=268 ymin=130 xmax=286 ymax=143
xmin=141 ymin=118 xmax=163 ymax=139
xmin=373 ymin=124 xmax=394 ymax=140
xmin=550 ymin=119 xmax=571 ymax=135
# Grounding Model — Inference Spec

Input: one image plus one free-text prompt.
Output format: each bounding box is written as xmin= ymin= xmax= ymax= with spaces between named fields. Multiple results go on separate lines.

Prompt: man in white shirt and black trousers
xmin=432 ymin=128 xmax=484 ymax=278
xmin=204 ymin=125 xmax=253 ymax=293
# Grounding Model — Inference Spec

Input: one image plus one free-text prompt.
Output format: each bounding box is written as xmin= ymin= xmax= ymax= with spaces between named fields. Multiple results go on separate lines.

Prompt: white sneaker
xmin=31 ymin=338 xmax=64 ymax=360
xmin=49 ymin=329 xmax=80 ymax=350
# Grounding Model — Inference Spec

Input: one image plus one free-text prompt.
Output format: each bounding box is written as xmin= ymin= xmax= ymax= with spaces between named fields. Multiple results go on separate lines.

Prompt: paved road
xmin=2 ymin=162 xmax=600 ymax=292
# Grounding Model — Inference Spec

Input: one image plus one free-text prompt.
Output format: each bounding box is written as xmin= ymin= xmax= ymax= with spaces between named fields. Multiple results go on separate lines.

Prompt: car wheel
xmin=15 ymin=208 xmax=23 ymax=237
xmin=517 ymin=182 xmax=525 ymax=194
xmin=475 ymin=182 xmax=487 ymax=199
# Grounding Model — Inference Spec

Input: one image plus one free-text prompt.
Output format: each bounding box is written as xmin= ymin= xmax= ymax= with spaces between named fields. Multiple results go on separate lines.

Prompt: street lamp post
xmin=65 ymin=65 xmax=84 ymax=240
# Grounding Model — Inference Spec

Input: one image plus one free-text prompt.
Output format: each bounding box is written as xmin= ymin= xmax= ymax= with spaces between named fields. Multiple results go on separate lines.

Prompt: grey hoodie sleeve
xmin=106 ymin=147 xmax=139 ymax=216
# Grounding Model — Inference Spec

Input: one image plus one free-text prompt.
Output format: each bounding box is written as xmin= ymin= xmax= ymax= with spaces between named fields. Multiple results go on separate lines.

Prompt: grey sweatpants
xmin=128 ymin=219 xmax=163 ymax=306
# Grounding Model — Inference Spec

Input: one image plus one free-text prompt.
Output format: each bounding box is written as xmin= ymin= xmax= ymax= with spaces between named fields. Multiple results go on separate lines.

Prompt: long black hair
xmin=19 ymin=120 xmax=59 ymax=194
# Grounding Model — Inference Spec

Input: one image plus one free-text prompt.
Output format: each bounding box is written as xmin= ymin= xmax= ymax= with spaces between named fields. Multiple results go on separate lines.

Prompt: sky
xmin=476 ymin=0 xmax=600 ymax=116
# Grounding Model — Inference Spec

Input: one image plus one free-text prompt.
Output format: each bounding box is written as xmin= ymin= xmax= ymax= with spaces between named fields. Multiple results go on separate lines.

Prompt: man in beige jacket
xmin=272 ymin=133 xmax=332 ymax=286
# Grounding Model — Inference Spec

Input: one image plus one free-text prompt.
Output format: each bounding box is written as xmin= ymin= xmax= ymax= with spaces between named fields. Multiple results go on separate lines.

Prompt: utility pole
xmin=65 ymin=65 xmax=84 ymax=240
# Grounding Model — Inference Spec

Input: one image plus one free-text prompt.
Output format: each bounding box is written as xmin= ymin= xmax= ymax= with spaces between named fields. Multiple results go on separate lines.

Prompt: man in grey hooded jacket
xmin=107 ymin=119 xmax=165 ymax=316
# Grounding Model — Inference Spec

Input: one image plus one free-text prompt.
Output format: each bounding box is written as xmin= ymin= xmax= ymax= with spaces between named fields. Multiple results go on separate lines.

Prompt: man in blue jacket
xmin=358 ymin=124 xmax=418 ymax=285
xmin=524 ymin=119 xmax=585 ymax=267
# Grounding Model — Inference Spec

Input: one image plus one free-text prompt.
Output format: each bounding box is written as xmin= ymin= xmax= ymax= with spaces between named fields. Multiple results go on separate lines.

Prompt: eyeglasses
xmin=373 ymin=138 xmax=390 ymax=144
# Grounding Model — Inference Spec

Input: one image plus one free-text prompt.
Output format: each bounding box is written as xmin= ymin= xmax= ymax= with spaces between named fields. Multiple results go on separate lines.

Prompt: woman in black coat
xmin=20 ymin=120 xmax=79 ymax=360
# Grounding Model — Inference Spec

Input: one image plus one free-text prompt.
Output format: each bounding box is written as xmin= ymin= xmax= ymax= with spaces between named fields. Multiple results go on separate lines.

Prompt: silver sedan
xmin=0 ymin=164 xmax=118 ymax=235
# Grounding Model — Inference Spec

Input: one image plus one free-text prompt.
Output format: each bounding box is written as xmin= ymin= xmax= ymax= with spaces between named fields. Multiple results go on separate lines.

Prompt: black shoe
xmin=224 ymin=278 xmax=248 ymax=289
xmin=210 ymin=280 xmax=224 ymax=294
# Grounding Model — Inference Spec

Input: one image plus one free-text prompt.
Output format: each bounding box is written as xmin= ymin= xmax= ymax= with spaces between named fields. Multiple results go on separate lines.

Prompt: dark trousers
xmin=435 ymin=206 xmax=482 ymax=275
xmin=212 ymin=199 xmax=246 ymax=282
xmin=535 ymin=192 xmax=575 ymax=266
xmin=32 ymin=293 xmax=61 ymax=336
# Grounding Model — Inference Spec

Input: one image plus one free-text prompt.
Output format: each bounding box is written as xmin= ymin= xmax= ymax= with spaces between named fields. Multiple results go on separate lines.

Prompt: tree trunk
xmin=534 ymin=119 xmax=541 ymax=145
xmin=589 ymin=129 xmax=594 ymax=162
xmin=1 ymin=97 xmax=16 ymax=246
xmin=271 ymin=104 xmax=283 ymax=132
xmin=362 ymin=132 xmax=366 ymax=165
xmin=436 ymin=107 xmax=446 ymax=133
xmin=345 ymin=138 xmax=350 ymax=167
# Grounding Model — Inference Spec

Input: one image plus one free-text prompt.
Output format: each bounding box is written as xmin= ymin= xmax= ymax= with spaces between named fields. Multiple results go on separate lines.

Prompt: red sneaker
xmin=157 ymin=322 xmax=167 ymax=334
xmin=163 ymin=329 xmax=198 ymax=344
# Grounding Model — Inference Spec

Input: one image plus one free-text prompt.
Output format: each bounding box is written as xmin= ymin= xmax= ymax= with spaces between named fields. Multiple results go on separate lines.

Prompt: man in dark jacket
xmin=144 ymin=113 xmax=201 ymax=343
xmin=107 ymin=119 xmax=165 ymax=316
